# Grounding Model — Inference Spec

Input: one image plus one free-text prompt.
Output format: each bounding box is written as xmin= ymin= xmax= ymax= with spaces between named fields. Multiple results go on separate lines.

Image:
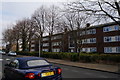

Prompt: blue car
xmin=3 ymin=57 xmax=62 ymax=80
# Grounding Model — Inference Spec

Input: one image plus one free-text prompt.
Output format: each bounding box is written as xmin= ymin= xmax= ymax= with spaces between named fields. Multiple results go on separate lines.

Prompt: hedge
xmin=16 ymin=51 xmax=120 ymax=64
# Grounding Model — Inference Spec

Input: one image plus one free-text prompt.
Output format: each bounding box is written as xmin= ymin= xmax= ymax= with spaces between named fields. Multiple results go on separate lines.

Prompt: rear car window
xmin=27 ymin=60 xmax=49 ymax=67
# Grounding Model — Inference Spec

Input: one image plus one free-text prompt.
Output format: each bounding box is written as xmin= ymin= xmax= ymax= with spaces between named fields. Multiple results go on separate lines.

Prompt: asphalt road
xmin=0 ymin=54 xmax=120 ymax=80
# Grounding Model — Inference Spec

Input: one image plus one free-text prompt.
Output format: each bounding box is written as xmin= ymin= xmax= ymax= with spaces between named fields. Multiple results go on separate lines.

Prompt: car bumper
xmin=36 ymin=75 xmax=62 ymax=80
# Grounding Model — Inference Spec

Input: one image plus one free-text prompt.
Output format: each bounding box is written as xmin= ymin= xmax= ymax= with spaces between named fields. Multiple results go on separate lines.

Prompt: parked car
xmin=0 ymin=50 xmax=6 ymax=55
xmin=3 ymin=57 xmax=62 ymax=80
xmin=8 ymin=51 xmax=17 ymax=56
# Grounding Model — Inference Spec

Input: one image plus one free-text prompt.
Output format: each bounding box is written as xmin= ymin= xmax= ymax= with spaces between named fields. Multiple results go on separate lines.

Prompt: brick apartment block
xmin=30 ymin=22 xmax=120 ymax=54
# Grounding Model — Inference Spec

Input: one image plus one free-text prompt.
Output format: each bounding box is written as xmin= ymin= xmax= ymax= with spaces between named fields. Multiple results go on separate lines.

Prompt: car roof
xmin=16 ymin=57 xmax=44 ymax=61
xmin=16 ymin=57 xmax=46 ymax=69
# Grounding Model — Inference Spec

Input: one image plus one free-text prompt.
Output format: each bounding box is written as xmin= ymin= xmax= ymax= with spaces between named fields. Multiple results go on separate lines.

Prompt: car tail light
xmin=25 ymin=73 xmax=35 ymax=79
xmin=57 ymin=68 xmax=62 ymax=74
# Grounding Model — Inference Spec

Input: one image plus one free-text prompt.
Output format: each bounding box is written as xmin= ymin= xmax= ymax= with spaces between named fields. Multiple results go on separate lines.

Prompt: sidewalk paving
xmin=17 ymin=55 xmax=119 ymax=74
xmin=46 ymin=58 xmax=119 ymax=74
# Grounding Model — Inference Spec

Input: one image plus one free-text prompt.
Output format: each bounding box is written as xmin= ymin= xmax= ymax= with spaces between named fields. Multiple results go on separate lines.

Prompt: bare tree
xmin=12 ymin=25 xmax=20 ymax=51
xmin=45 ymin=5 xmax=61 ymax=52
xmin=62 ymin=7 xmax=91 ymax=52
xmin=2 ymin=25 xmax=15 ymax=52
xmin=66 ymin=0 xmax=120 ymax=25
xmin=32 ymin=5 xmax=46 ymax=53
xmin=17 ymin=18 xmax=34 ymax=51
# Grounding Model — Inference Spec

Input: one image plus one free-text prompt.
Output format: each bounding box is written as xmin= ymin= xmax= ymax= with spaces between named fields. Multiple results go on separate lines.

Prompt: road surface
xmin=0 ymin=54 xmax=120 ymax=80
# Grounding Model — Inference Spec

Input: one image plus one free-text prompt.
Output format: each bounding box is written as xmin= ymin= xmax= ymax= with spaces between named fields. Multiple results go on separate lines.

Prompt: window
xmin=82 ymin=47 xmax=97 ymax=52
xmin=104 ymin=47 xmax=120 ymax=53
xmin=31 ymin=44 xmax=35 ymax=47
xmin=90 ymin=48 xmax=97 ymax=52
xmin=43 ymin=43 xmax=49 ymax=47
xmin=87 ymin=29 xmax=96 ymax=34
xmin=43 ymin=37 xmax=49 ymax=41
xmin=69 ymin=41 xmax=75 ymax=47
xmin=104 ymin=36 xmax=120 ymax=42
xmin=31 ymin=40 xmax=35 ymax=43
xmin=42 ymin=49 xmax=48 ymax=52
xmin=31 ymin=49 xmax=35 ymax=51
xmin=82 ymin=38 xmax=96 ymax=44
xmin=103 ymin=27 xmax=110 ymax=32
xmin=115 ymin=36 xmax=120 ymax=41
xmin=52 ymin=48 xmax=60 ymax=52
xmin=80 ymin=29 xmax=96 ymax=36
xmin=116 ymin=47 xmax=120 ymax=53
xmin=104 ymin=37 xmax=111 ymax=42
xmin=103 ymin=25 xmax=120 ymax=32
xmin=114 ymin=25 xmax=119 ymax=30
xmin=70 ymin=49 xmax=74 ymax=52
xmin=52 ymin=42 xmax=61 ymax=46
xmin=90 ymin=38 xmax=96 ymax=43
xmin=27 ymin=60 xmax=49 ymax=67
xmin=52 ymin=35 xmax=62 ymax=40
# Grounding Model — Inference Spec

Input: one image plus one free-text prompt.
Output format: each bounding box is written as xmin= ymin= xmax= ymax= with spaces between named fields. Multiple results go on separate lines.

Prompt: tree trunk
xmin=49 ymin=33 xmax=52 ymax=52
xmin=16 ymin=39 xmax=19 ymax=51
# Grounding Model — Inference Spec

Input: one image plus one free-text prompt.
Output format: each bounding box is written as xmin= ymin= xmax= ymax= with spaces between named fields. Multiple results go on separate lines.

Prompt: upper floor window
xmin=52 ymin=35 xmax=62 ymax=40
xmin=82 ymin=38 xmax=96 ymax=44
xmin=31 ymin=44 xmax=35 ymax=47
xmin=104 ymin=36 xmax=120 ymax=42
xmin=52 ymin=42 xmax=61 ymax=46
xmin=103 ymin=25 xmax=120 ymax=32
xmin=43 ymin=37 xmax=49 ymax=41
xmin=43 ymin=43 xmax=49 ymax=47
xmin=87 ymin=29 xmax=96 ymax=34
xmin=69 ymin=40 xmax=75 ymax=48
xmin=80 ymin=29 xmax=96 ymax=36
xmin=104 ymin=37 xmax=112 ymax=42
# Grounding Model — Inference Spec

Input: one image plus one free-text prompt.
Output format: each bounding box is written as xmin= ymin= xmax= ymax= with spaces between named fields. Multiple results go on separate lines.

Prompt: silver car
xmin=8 ymin=51 xmax=17 ymax=56
xmin=0 ymin=50 xmax=6 ymax=55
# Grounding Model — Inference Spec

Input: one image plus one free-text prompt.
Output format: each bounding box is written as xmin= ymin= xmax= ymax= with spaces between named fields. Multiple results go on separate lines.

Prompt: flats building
xmin=31 ymin=22 xmax=120 ymax=54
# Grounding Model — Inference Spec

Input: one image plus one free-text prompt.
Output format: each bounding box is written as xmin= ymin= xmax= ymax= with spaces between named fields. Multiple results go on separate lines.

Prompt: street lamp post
xmin=39 ymin=38 xmax=40 ymax=57
xmin=35 ymin=32 xmax=41 ymax=57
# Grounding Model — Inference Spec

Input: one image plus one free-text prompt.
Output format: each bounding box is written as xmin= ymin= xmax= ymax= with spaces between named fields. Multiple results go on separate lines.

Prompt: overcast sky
xmin=1 ymin=0 xmax=118 ymax=45
xmin=0 ymin=0 xmax=77 ymax=42
xmin=0 ymin=0 xmax=78 ymax=46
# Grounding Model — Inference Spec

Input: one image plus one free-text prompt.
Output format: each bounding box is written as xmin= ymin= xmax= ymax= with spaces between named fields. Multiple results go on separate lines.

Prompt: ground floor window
xmin=82 ymin=47 xmax=97 ymax=52
xmin=42 ymin=49 xmax=48 ymax=52
xmin=52 ymin=48 xmax=60 ymax=52
xmin=31 ymin=49 xmax=35 ymax=51
xmin=104 ymin=47 xmax=120 ymax=53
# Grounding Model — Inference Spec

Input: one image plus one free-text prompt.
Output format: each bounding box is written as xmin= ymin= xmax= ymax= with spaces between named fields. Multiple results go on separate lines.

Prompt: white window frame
xmin=82 ymin=47 xmax=97 ymax=52
xmin=104 ymin=36 xmax=120 ymax=42
xmin=104 ymin=47 xmax=120 ymax=53
xmin=103 ymin=25 xmax=120 ymax=32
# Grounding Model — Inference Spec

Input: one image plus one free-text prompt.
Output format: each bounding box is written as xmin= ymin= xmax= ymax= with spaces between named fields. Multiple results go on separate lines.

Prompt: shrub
xmin=16 ymin=51 xmax=120 ymax=63
xmin=16 ymin=51 xmax=39 ymax=56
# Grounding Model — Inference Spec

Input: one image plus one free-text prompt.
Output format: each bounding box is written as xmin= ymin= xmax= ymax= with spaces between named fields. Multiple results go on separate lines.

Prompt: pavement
xmin=17 ymin=55 xmax=120 ymax=74
xmin=46 ymin=58 xmax=120 ymax=74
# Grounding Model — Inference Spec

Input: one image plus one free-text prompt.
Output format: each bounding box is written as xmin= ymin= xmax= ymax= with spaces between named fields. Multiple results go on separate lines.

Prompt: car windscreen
xmin=27 ymin=60 xmax=50 ymax=67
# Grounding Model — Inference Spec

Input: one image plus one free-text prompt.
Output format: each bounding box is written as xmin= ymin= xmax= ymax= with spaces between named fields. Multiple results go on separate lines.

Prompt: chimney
xmin=86 ymin=23 xmax=90 ymax=27
xmin=64 ymin=26 xmax=68 ymax=32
